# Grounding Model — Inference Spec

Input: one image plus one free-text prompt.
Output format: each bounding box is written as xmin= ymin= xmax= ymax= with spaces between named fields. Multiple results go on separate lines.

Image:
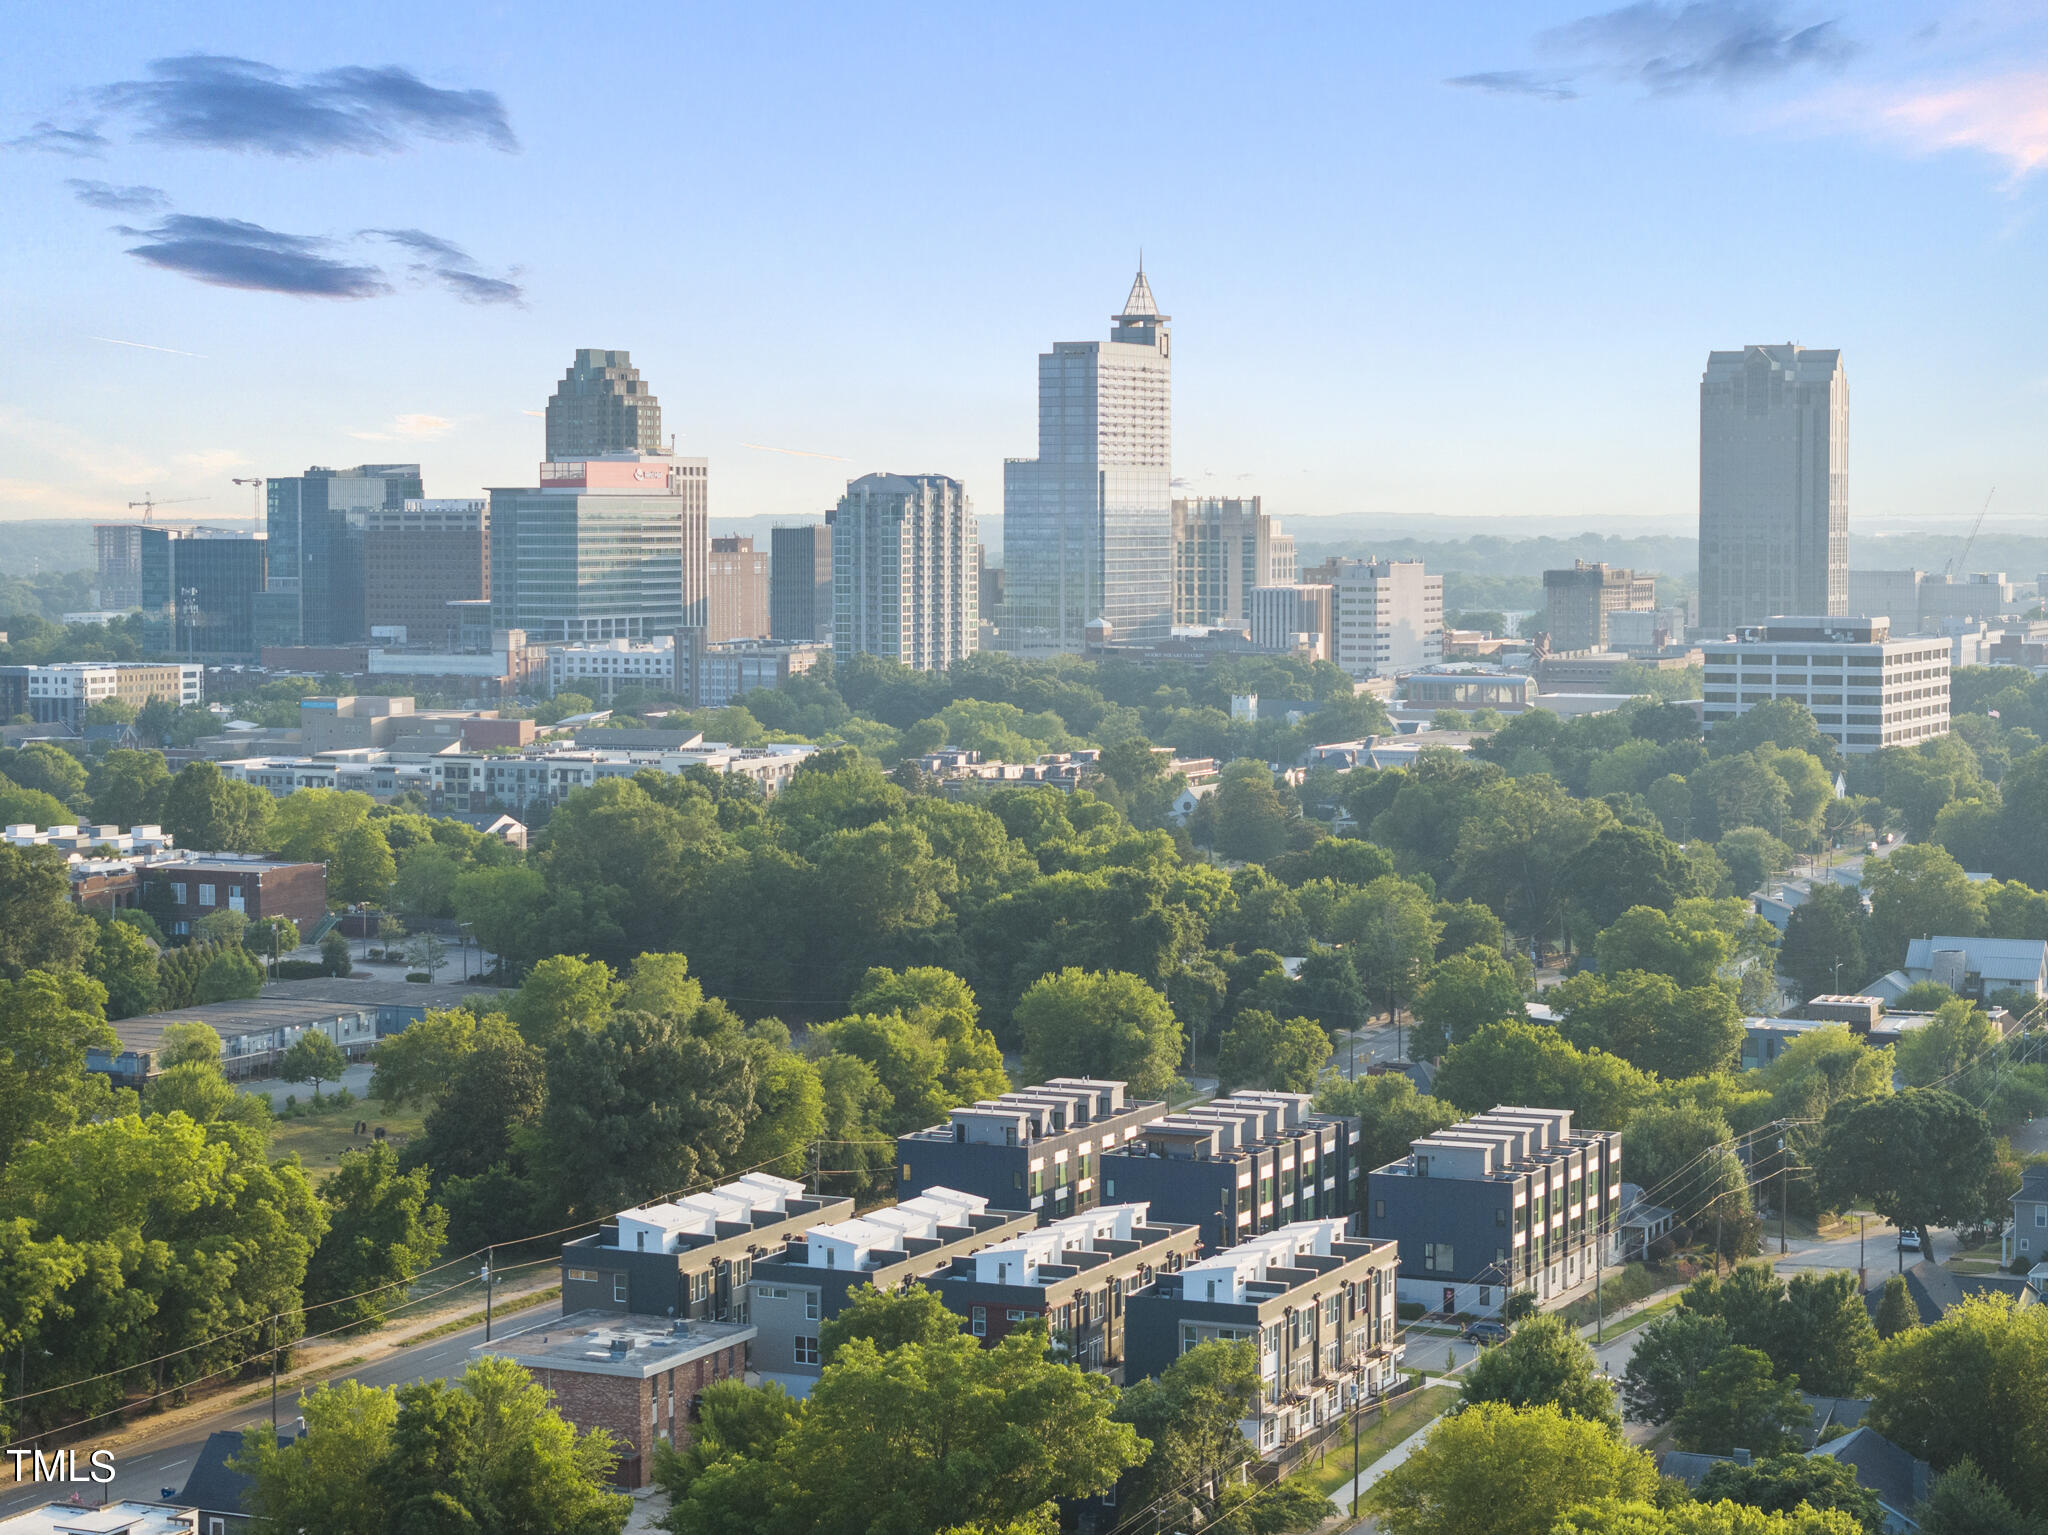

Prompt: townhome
xmin=896 ymin=1078 xmax=1166 ymax=1221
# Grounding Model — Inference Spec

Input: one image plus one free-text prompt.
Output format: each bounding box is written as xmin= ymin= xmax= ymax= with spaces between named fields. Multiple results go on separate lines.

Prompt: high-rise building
xmin=1171 ymin=497 xmax=1292 ymax=627
xmin=93 ymin=523 xmax=148 ymax=610
xmin=833 ymin=473 xmax=976 ymax=671
xmin=1701 ymin=615 xmax=1948 ymax=755
xmin=1541 ymin=561 xmax=1658 ymax=651
xmin=708 ymin=535 xmax=770 ymax=641
xmin=1248 ymin=583 xmax=1334 ymax=660
xmin=489 ymin=456 xmax=707 ymax=643
xmin=261 ymin=464 xmax=424 ymax=647
xmin=1699 ymin=344 xmax=1848 ymax=632
xmin=545 ymin=349 xmax=663 ymax=460
xmin=1000 ymin=271 xmax=1172 ymax=653
xmin=362 ymin=500 xmax=488 ymax=650
xmin=769 ymin=522 xmax=834 ymax=644
xmin=139 ymin=525 xmax=267 ymax=658
xmin=1306 ymin=558 xmax=1444 ymax=678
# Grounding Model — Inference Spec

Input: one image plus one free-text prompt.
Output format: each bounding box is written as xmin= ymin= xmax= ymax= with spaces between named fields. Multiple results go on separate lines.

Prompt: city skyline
xmin=3 ymin=3 xmax=2046 ymax=534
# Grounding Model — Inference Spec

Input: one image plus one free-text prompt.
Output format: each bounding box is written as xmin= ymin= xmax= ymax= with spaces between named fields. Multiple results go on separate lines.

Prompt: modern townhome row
xmin=895 ymin=1079 xmax=1363 ymax=1245
xmin=1366 ymin=1106 xmax=1623 ymax=1318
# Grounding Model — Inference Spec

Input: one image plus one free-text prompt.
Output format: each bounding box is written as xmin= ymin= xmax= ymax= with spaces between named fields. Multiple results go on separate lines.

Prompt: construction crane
xmin=1945 ymin=486 xmax=1995 ymax=579
xmin=232 ymin=477 xmax=266 ymax=533
xmin=126 ymin=492 xmax=209 ymax=524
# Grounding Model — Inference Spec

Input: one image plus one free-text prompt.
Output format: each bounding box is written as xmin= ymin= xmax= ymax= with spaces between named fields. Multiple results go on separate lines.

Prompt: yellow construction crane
xmin=232 ymin=477 xmax=266 ymax=532
xmin=126 ymin=492 xmax=209 ymax=523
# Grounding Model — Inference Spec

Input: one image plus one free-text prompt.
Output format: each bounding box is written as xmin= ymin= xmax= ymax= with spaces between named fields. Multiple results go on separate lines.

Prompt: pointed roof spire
xmin=1116 ymin=264 xmax=1165 ymax=324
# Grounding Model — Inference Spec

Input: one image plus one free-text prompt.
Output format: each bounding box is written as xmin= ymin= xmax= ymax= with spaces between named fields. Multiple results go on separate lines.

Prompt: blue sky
xmin=3 ymin=1 xmax=2044 ymax=538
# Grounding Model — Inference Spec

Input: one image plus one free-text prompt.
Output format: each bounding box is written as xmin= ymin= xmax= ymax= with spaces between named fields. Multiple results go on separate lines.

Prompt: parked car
xmin=1462 ymin=1319 xmax=1509 ymax=1345
xmin=1898 ymin=1229 xmax=1922 ymax=1252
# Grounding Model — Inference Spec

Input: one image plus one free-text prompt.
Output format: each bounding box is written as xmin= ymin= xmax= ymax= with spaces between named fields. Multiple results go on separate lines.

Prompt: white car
xmin=1897 ymin=1229 xmax=1922 ymax=1252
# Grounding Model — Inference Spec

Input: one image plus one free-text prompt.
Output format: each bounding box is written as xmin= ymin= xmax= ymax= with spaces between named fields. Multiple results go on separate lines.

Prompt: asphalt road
xmin=0 ymin=1305 xmax=565 ymax=1517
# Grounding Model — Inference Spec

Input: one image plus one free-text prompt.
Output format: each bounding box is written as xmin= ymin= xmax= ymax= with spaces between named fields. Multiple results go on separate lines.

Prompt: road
xmin=1331 ymin=1024 xmax=1407 ymax=1079
xmin=0 ymin=1304 xmax=566 ymax=1517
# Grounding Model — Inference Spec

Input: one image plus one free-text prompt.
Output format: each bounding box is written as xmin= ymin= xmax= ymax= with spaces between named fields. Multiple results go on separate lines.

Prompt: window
xmin=2036 ymin=1207 xmax=2046 ymax=1227
xmin=804 ymin=1291 xmax=819 ymax=1321
xmin=171 ymin=882 xmax=187 ymax=904
xmin=794 ymin=1336 xmax=820 ymax=1365
xmin=1373 ymin=1198 xmax=1385 ymax=1220
xmin=209 ymin=1521 xmax=226 ymax=1535
xmin=567 ymin=1268 xmax=598 ymax=1283
xmin=198 ymin=883 xmax=216 ymax=907
xmin=613 ymin=1273 xmax=628 ymax=1304
xmin=1495 ymin=1206 xmax=1507 ymax=1227
xmin=972 ymin=1305 xmax=987 ymax=1337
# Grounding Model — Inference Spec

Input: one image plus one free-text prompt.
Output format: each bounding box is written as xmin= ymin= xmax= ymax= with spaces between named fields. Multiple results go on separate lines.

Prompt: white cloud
xmin=173 ymin=448 xmax=248 ymax=473
xmin=349 ymin=412 xmax=455 ymax=442
xmin=1802 ymin=68 xmax=2048 ymax=181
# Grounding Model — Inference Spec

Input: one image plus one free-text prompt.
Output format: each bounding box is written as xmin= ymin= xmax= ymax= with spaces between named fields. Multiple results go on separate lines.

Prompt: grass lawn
xmin=269 ymin=1095 xmax=428 ymax=1184
xmin=1589 ymin=1293 xmax=1683 ymax=1345
xmin=1557 ymin=1260 xmax=1688 ymax=1329
xmin=1292 ymin=1385 xmax=1458 ymax=1501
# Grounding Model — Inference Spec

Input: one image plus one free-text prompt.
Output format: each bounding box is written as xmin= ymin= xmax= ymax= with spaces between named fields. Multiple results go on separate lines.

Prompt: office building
xmin=262 ymin=464 xmax=424 ymax=647
xmin=770 ymin=522 xmax=834 ymax=643
xmin=934 ymin=1201 xmax=1200 ymax=1372
xmin=1848 ymin=569 xmax=2017 ymax=634
xmin=748 ymin=1187 xmax=1036 ymax=1395
xmin=362 ymin=499 xmax=488 ymax=650
xmin=1099 ymin=1091 xmax=1361 ymax=1253
xmin=559 ymin=1173 xmax=850 ymax=1323
xmin=833 ymin=472 xmax=976 ymax=671
xmin=1172 ymin=497 xmax=1292 ymax=627
xmin=489 ymin=455 xmax=708 ymax=643
xmin=686 ymin=637 xmax=825 ymax=708
xmin=474 ymin=1313 xmax=752 ymax=1488
xmin=546 ymin=348 xmax=664 ymax=460
xmin=1366 ymin=1106 xmax=1622 ymax=1317
xmin=1248 ymin=583 xmax=1334 ymax=660
xmin=548 ymin=637 xmax=678 ymax=699
xmin=1542 ymin=561 xmax=1657 ymax=651
xmin=93 ymin=522 xmax=148 ymax=610
xmin=133 ymin=526 xmax=266 ymax=658
xmin=1001 ymin=271 xmax=1173 ymax=654
xmin=896 ymin=1079 xmax=1166 ymax=1221
xmin=708 ymin=535 xmax=770 ymax=641
xmin=1306 ymin=558 xmax=1443 ymax=678
xmin=1124 ymin=1220 xmax=1402 ymax=1456
xmin=298 ymin=695 xmax=532 ymax=754
xmin=0 ymin=661 xmax=201 ymax=729
xmin=1604 ymin=606 xmax=1694 ymax=653
xmin=1700 ymin=615 xmax=1949 ymax=754
xmin=1699 ymin=344 xmax=1849 ymax=631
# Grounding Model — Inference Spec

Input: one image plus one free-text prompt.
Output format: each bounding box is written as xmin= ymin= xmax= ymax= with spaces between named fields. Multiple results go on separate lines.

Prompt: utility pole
xmin=483 ymin=1249 xmax=495 ymax=1342
xmin=1778 ymin=1138 xmax=1789 ymax=1255
xmin=269 ymin=1314 xmax=279 ymax=1430
xmin=1858 ymin=1214 xmax=1866 ymax=1291
xmin=1350 ymin=1367 xmax=1362 ymax=1520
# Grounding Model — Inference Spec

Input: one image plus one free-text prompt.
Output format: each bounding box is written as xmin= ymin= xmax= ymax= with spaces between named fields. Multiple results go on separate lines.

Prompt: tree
xmin=1862 ymin=844 xmax=1988 ymax=970
xmin=245 ymin=915 xmax=300 ymax=959
xmin=817 ymin=1282 xmax=962 ymax=1362
xmin=1718 ymin=827 xmax=1795 ymax=898
xmin=3 ymin=742 xmax=88 ymax=808
xmin=268 ymin=785 xmax=374 ymax=864
xmin=331 ymin=822 xmax=397 ymax=906
xmin=848 ymin=967 xmax=1009 ymax=1106
xmin=1758 ymin=1025 xmax=1893 ymax=1123
xmin=320 ymin=930 xmax=353 ymax=977
xmin=1622 ymin=1308 xmax=1731 ymax=1425
xmin=1594 ymin=906 xmax=1732 ymax=991
xmin=1873 ymin=1275 xmax=1916 ymax=1340
xmin=87 ymin=915 xmax=159 ymax=1019
xmin=405 ymin=1016 xmax=547 ymax=1187
xmin=0 ymin=775 xmax=72 ymax=829
xmin=280 ymin=1030 xmax=348 ymax=1095
xmin=1779 ymin=884 xmax=1869 ymax=1004
xmin=158 ymin=1019 xmax=223 ymax=1069
xmin=85 ymin=748 xmax=171 ymax=827
xmin=1551 ymin=970 xmax=1745 ymax=1080
xmin=1620 ymin=1103 xmax=1749 ymax=1235
xmin=1564 ymin=825 xmax=1702 ymax=931
xmin=1434 ymin=1021 xmax=1653 ymax=1131
xmin=1894 ymin=999 xmax=2000 ymax=1088
xmin=1315 ymin=1072 xmax=1460 ymax=1176
xmin=404 ymin=931 xmax=449 ymax=980
xmin=1332 ymin=876 xmax=1442 ymax=1023
xmin=1816 ymin=1088 xmax=1997 ymax=1252
xmin=1695 ymin=1453 xmax=1884 ymax=1534
xmin=1865 ymin=1293 xmax=2048 ymax=1509
xmin=1210 ymin=760 xmax=1294 ymax=863
xmin=1776 ymin=1270 xmax=1878 ymax=1397
xmin=192 ymin=907 xmax=249 ymax=947
xmin=0 ymin=969 xmax=118 ymax=1171
xmin=371 ymin=1008 xmax=482 ymax=1108
xmin=1014 ymin=969 xmax=1185 ymax=1099
xmin=1364 ymin=1401 xmax=1659 ymax=1535
xmin=1411 ymin=946 xmax=1527 ymax=1059
xmin=0 ymin=845 xmax=94 ymax=980
xmin=1216 ymin=1009 xmax=1331 ymax=1094
xmin=193 ymin=944 xmax=264 ymax=1003
xmin=1914 ymin=1458 xmax=2048 ymax=1535
xmin=305 ymin=1143 xmax=448 ymax=1330
xmin=1672 ymin=1346 xmax=1811 ymax=1455
xmin=1553 ymin=1499 xmax=1868 ymax=1533
xmin=1457 ymin=1315 xmax=1619 ymax=1431
xmin=651 ymin=1378 xmax=802 ymax=1511
xmin=161 ymin=760 xmax=272 ymax=852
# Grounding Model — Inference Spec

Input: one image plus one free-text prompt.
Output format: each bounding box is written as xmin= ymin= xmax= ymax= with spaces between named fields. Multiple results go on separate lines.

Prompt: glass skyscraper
xmin=263 ymin=464 xmax=424 ymax=646
xmin=139 ymin=526 xmax=267 ymax=657
xmin=1000 ymin=271 xmax=1173 ymax=653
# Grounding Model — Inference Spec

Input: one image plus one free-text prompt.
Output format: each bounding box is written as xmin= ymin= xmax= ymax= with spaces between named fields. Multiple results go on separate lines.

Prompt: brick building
xmin=139 ymin=855 xmax=327 ymax=937
xmin=707 ymin=535 xmax=770 ymax=641
xmin=473 ymin=1312 xmax=751 ymax=1488
xmin=362 ymin=500 xmax=488 ymax=650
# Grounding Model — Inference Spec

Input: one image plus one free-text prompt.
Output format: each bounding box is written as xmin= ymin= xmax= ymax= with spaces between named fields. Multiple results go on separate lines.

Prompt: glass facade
xmin=264 ymin=465 xmax=423 ymax=646
xmin=138 ymin=528 xmax=267 ymax=657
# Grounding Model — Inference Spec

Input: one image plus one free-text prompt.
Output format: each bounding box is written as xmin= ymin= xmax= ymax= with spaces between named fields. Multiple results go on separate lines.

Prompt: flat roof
xmin=474 ymin=1311 xmax=754 ymax=1379
xmin=110 ymin=995 xmax=382 ymax=1051
xmin=257 ymin=977 xmax=508 ymax=1009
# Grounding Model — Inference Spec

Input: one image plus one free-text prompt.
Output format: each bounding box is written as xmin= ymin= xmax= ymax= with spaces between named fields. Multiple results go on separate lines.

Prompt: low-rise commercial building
xmin=0 ymin=661 xmax=203 ymax=729
xmin=1124 ymin=1219 xmax=1402 ymax=1456
xmin=12 ymin=831 xmax=327 ymax=935
xmin=1367 ymin=1106 xmax=1623 ymax=1317
xmin=473 ymin=1312 xmax=752 ymax=1489
xmin=1099 ymin=1091 xmax=1361 ymax=1252
xmin=747 ymin=1186 xmax=1036 ymax=1394
xmin=896 ymin=1079 xmax=1167 ymax=1223
xmin=0 ymin=1505 xmax=198 ymax=1535
xmin=559 ymin=1173 xmax=851 ymax=1323
xmin=1700 ymin=616 xmax=1949 ymax=754
xmin=935 ymin=1201 xmax=1201 ymax=1372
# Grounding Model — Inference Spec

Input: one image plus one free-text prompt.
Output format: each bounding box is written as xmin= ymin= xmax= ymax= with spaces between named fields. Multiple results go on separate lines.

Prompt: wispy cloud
xmin=349 ymin=413 xmax=454 ymax=442
xmin=98 ymin=55 xmax=517 ymax=157
xmin=1849 ymin=69 xmax=2048 ymax=181
xmin=117 ymin=214 xmax=389 ymax=298
xmin=92 ymin=336 xmax=210 ymax=359
xmin=67 ymin=178 xmax=169 ymax=212
xmin=1446 ymin=71 xmax=1581 ymax=101
xmin=741 ymin=442 xmax=851 ymax=462
xmin=363 ymin=227 xmax=525 ymax=306
xmin=7 ymin=120 xmax=108 ymax=157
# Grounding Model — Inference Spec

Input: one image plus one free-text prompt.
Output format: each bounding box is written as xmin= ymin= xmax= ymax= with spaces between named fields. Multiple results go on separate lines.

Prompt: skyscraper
xmin=139 ymin=525 xmax=267 ymax=657
xmin=833 ymin=473 xmax=975 ymax=671
xmin=1699 ymin=344 xmax=1848 ymax=632
xmin=708 ymin=535 xmax=770 ymax=641
xmin=1000 ymin=271 xmax=1172 ymax=653
xmin=260 ymin=464 xmax=424 ymax=646
xmin=1171 ymin=496 xmax=1291 ymax=627
xmin=770 ymin=522 xmax=834 ymax=643
xmin=1541 ymin=561 xmax=1657 ymax=651
xmin=363 ymin=499 xmax=489 ymax=650
xmin=546 ymin=349 xmax=664 ymax=460
xmin=1303 ymin=558 xmax=1444 ymax=678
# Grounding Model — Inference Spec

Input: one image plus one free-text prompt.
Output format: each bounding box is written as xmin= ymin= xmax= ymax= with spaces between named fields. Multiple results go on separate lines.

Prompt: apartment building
xmin=559 ymin=1173 xmax=851 ymax=1323
xmin=896 ymin=1078 xmax=1166 ymax=1222
xmin=1366 ymin=1107 xmax=1623 ymax=1317
xmin=747 ymin=1186 xmax=1035 ymax=1395
xmin=1248 ymin=583 xmax=1334 ymax=660
xmin=547 ymin=636 xmax=678 ymax=699
xmin=1699 ymin=616 xmax=1949 ymax=755
xmin=0 ymin=661 xmax=202 ymax=729
xmin=1172 ymin=497 xmax=1293 ymax=627
xmin=1304 ymin=558 xmax=1444 ymax=679
xmin=684 ymin=636 xmax=826 ymax=709
xmin=1099 ymin=1090 xmax=1361 ymax=1252
xmin=1124 ymin=1219 xmax=1403 ymax=1456
xmin=935 ymin=1201 xmax=1200 ymax=1371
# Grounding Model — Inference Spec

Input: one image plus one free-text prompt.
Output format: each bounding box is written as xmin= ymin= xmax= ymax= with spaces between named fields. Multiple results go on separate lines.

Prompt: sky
xmin=2 ymin=1 xmax=2045 ymax=541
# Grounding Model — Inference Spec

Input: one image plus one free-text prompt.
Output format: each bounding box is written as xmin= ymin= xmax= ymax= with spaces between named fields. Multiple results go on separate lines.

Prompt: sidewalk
xmin=1322 ymin=1387 xmax=1454 ymax=1517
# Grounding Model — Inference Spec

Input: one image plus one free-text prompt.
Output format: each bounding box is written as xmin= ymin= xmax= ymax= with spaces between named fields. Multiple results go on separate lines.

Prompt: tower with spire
xmin=998 ymin=269 xmax=1174 ymax=654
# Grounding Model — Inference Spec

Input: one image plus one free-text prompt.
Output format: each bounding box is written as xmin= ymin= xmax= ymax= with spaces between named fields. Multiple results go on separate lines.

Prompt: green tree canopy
xmin=1457 ymin=1314 xmax=1619 ymax=1432
xmin=306 ymin=1142 xmax=448 ymax=1330
xmin=1672 ymin=1346 xmax=1811 ymax=1456
xmin=1862 ymin=843 xmax=1988 ymax=969
xmin=1779 ymin=883 xmax=1869 ymax=1004
xmin=1816 ymin=1088 xmax=1997 ymax=1248
xmin=279 ymin=1030 xmax=347 ymax=1093
xmin=1216 ymin=1009 xmax=1331 ymax=1094
xmin=1695 ymin=1453 xmax=1883 ymax=1534
xmin=1014 ymin=968 xmax=1185 ymax=1099
xmin=1411 ymin=944 xmax=1527 ymax=1060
